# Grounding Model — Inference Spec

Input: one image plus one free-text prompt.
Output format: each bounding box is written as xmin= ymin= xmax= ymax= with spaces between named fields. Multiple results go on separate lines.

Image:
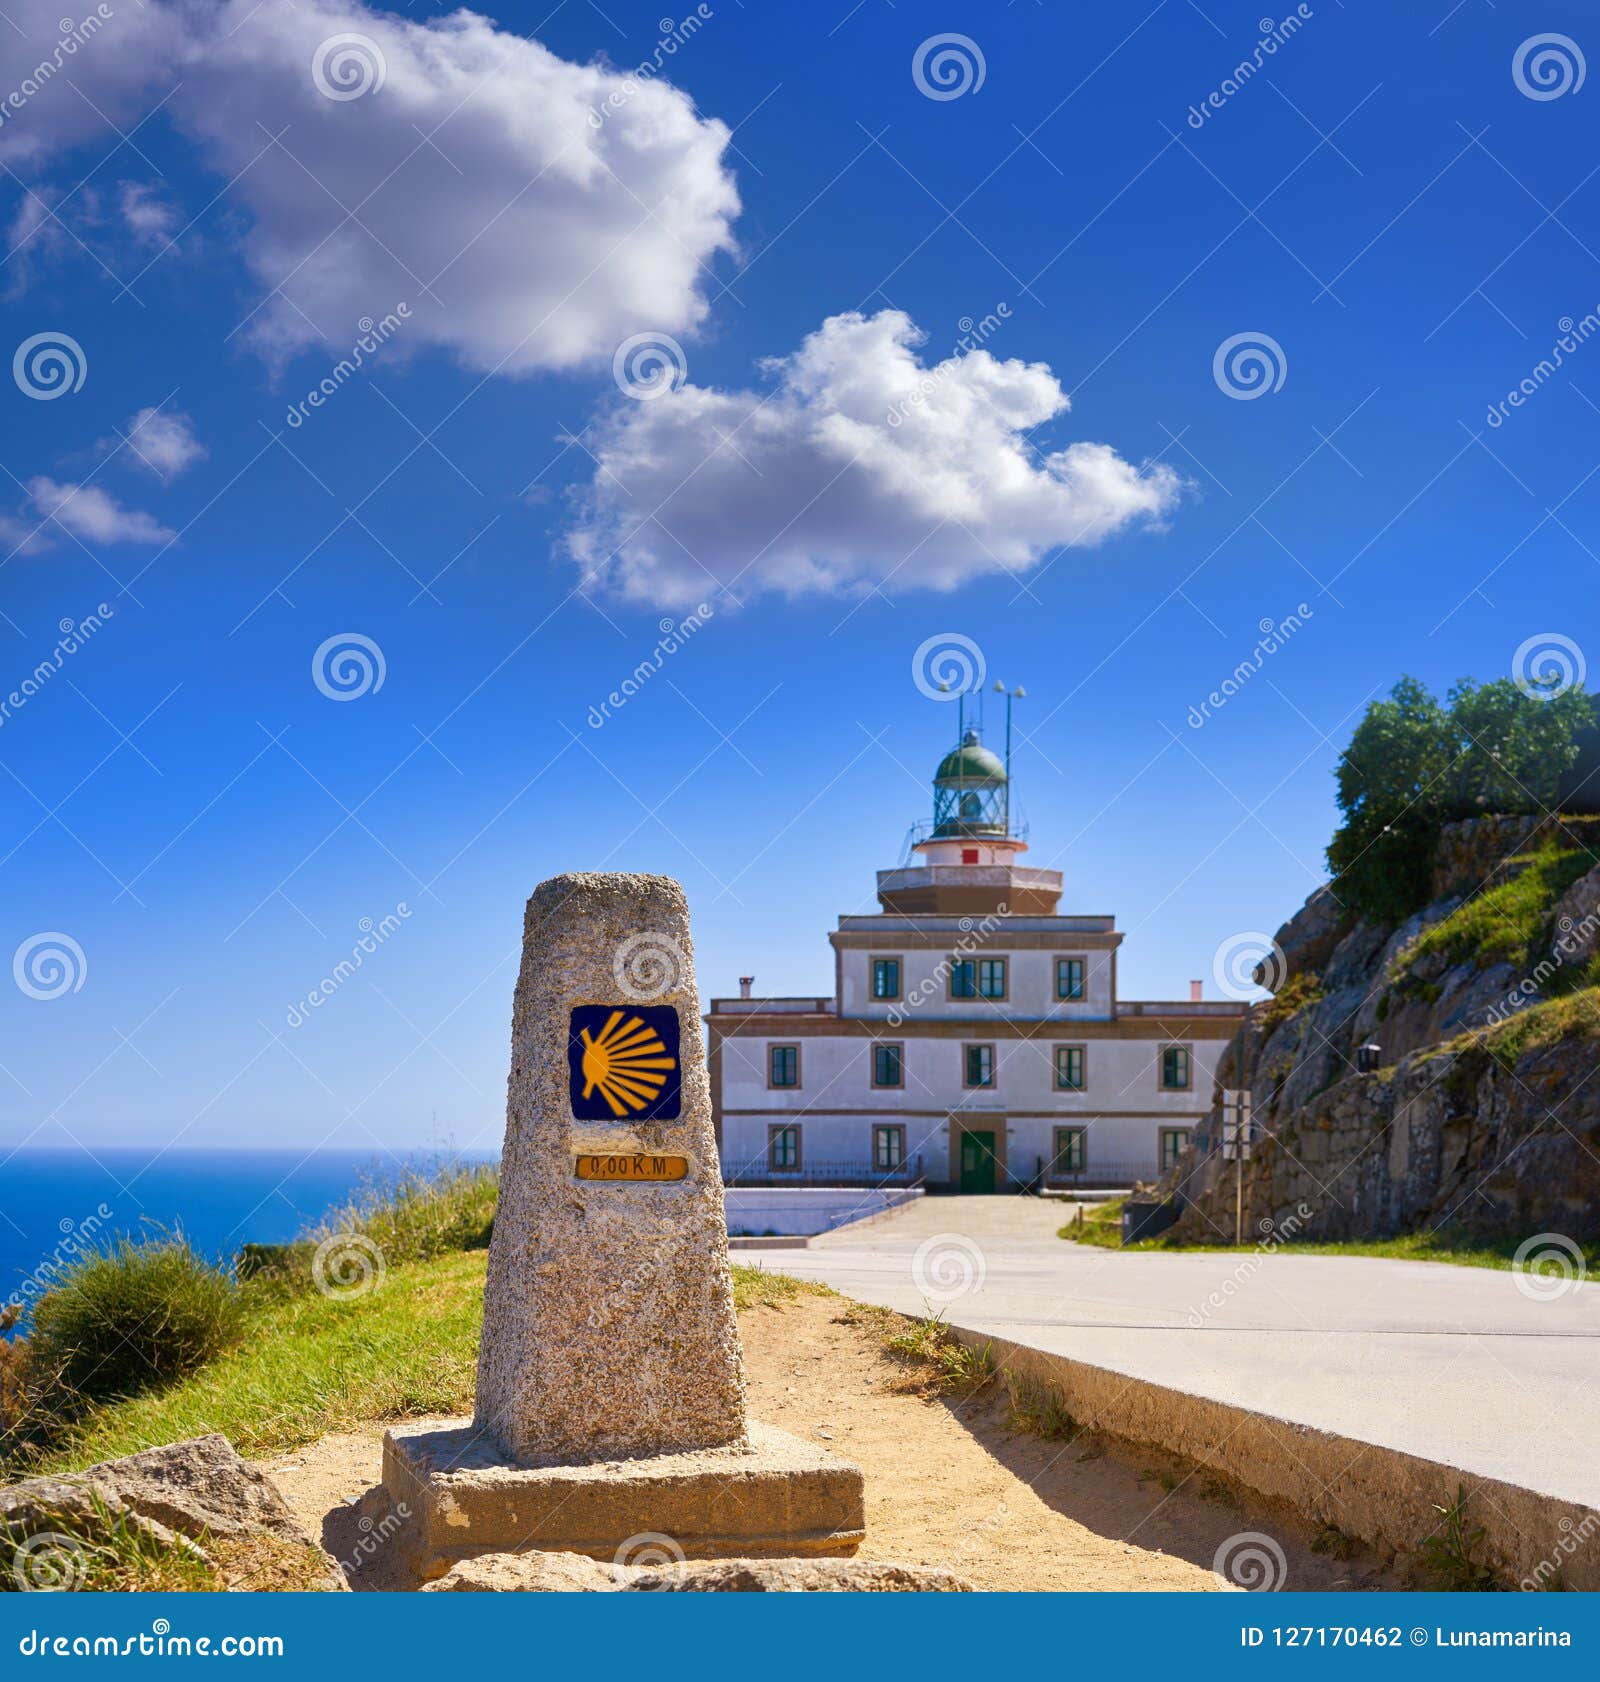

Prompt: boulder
xmin=632 ymin=1558 xmax=972 ymax=1592
xmin=0 ymin=1475 xmax=202 ymax=1560
xmin=84 ymin=1434 xmax=310 ymax=1545
xmin=422 ymin=1550 xmax=971 ymax=1592
xmin=5 ymin=1436 xmax=347 ymax=1591
xmin=423 ymin=1552 xmax=626 ymax=1592
xmin=1259 ymin=883 xmax=1350 ymax=988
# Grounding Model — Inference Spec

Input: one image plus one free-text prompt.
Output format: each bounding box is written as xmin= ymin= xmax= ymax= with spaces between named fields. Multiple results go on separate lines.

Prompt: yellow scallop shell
xmin=578 ymin=1009 xmax=676 ymax=1117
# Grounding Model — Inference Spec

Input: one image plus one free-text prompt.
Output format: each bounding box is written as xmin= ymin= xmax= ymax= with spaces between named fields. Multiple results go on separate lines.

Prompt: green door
xmin=959 ymin=1130 xmax=997 ymax=1194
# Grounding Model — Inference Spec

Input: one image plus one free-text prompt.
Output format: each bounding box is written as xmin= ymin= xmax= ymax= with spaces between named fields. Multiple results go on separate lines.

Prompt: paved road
xmin=752 ymin=1196 xmax=1600 ymax=1507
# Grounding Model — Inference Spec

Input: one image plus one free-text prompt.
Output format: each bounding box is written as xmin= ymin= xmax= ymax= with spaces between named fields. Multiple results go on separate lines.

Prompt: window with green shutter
xmin=1055 ymin=1045 xmax=1085 ymax=1091
xmin=1055 ymin=957 xmax=1085 ymax=1000
xmin=964 ymin=1044 xmax=994 ymax=1087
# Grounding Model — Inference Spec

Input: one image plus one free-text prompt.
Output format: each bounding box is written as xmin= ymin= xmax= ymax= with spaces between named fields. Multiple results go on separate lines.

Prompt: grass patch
xmin=1061 ymin=1204 xmax=1600 ymax=1275
xmin=1058 ymin=1198 xmax=1126 ymax=1250
xmin=29 ymin=1256 xmax=829 ymax=1474
xmin=1475 ymin=986 xmax=1600 ymax=1068
xmin=1006 ymin=1376 xmax=1077 ymax=1441
xmin=870 ymin=1309 xmax=996 ymax=1398
xmin=0 ymin=1492 xmax=219 ymax=1593
xmin=1257 ymin=970 xmax=1324 ymax=1038
xmin=1394 ymin=842 xmax=1600 ymax=981
xmin=32 ymin=1249 xmax=487 ymax=1473
xmin=1312 ymin=1524 xmax=1358 ymax=1561
xmin=729 ymin=1263 xmax=832 ymax=1312
xmin=309 ymin=1161 xmax=498 ymax=1269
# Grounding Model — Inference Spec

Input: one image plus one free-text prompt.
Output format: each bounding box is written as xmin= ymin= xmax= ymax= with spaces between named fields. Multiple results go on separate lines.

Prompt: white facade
xmin=708 ymin=728 xmax=1246 ymax=1190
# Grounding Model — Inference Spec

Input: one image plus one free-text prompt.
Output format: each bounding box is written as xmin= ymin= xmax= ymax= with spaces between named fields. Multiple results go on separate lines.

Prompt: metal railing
xmin=1035 ymin=1156 xmax=1161 ymax=1190
xmin=721 ymin=1155 xmax=925 ymax=1189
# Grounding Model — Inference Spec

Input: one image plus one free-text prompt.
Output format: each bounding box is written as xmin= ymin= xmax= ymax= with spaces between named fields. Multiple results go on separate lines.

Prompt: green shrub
xmin=27 ymin=1232 xmax=243 ymax=1411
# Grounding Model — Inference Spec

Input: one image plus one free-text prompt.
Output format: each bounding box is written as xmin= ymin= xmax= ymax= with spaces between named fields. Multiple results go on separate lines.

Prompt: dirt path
xmin=265 ymin=1289 xmax=1395 ymax=1592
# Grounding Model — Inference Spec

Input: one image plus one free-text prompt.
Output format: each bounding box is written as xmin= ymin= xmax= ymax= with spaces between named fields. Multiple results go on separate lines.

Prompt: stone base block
xmin=382 ymin=1417 xmax=865 ymax=1581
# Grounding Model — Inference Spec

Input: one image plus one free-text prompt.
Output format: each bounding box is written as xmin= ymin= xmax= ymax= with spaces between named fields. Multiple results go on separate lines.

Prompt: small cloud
xmin=25 ymin=477 xmax=176 ymax=545
xmin=121 ymin=407 xmax=206 ymax=480
xmin=118 ymin=181 xmax=178 ymax=249
xmin=2 ymin=189 xmax=68 ymax=298
xmin=0 ymin=510 xmax=50 ymax=557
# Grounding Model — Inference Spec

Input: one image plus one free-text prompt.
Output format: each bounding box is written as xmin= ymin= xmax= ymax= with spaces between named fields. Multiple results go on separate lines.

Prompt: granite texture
xmin=385 ymin=1415 xmax=866 ymax=1579
xmin=385 ymin=1412 xmax=861 ymax=1581
xmin=423 ymin=1552 xmax=970 ymax=1592
xmin=475 ymin=872 xmax=748 ymax=1465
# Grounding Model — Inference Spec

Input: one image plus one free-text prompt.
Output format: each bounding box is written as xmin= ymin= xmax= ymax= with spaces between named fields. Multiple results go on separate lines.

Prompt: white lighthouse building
xmin=708 ymin=712 xmax=1246 ymax=1192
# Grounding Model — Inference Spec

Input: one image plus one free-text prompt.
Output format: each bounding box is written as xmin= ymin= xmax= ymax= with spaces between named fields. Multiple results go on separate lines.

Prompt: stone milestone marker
xmin=383 ymin=872 xmax=863 ymax=1578
xmin=476 ymin=871 xmax=745 ymax=1463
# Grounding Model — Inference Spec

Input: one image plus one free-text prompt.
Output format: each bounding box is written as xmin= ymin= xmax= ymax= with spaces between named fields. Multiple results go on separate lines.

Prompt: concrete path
xmin=752 ymin=1196 xmax=1600 ymax=1510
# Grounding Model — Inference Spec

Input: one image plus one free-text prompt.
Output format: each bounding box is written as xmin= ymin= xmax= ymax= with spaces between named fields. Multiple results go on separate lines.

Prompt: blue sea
xmin=0 ymin=1147 xmax=498 ymax=1307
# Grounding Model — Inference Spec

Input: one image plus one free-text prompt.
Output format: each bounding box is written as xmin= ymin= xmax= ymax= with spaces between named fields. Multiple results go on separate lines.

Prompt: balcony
xmin=875 ymin=863 xmax=1063 ymax=915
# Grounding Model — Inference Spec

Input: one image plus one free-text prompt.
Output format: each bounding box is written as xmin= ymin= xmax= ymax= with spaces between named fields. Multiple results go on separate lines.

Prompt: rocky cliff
xmin=1167 ymin=815 xmax=1600 ymax=1244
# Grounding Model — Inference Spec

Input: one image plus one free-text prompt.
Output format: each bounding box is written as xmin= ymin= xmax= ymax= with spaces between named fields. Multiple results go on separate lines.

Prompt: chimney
xmin=739 ymin=976 xmax=754 ymax=1000
xmin=1189 ymin=980 xmax=1203 ymax=1002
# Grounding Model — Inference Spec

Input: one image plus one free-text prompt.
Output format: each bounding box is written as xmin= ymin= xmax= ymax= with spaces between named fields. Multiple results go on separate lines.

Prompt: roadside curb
xmin=950 ymin=1325 xmax=1598 ymax=1593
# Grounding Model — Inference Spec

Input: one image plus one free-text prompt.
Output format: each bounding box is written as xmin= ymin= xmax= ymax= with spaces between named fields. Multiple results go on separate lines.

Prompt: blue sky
xmin=0 ymin=0 xmax=1595 ymax=1154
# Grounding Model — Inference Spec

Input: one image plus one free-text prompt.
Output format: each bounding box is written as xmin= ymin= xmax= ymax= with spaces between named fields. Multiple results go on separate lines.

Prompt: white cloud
xmin=26 ymin=478 xmax=175 ymax=545
xmin=118 ymin=181 xmax=178 ymax=248
xmin=121 ymin=407 xmax=206 ymax=479
xmin=0 ymin=0 xmax=739 ymax=373
xmin=565 ymin=310 xmax=1184 ymax=607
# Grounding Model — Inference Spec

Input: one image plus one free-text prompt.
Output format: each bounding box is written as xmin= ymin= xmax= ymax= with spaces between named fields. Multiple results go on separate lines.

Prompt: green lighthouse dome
xmin=934 ymin=731 xmax=1007 ymax=788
